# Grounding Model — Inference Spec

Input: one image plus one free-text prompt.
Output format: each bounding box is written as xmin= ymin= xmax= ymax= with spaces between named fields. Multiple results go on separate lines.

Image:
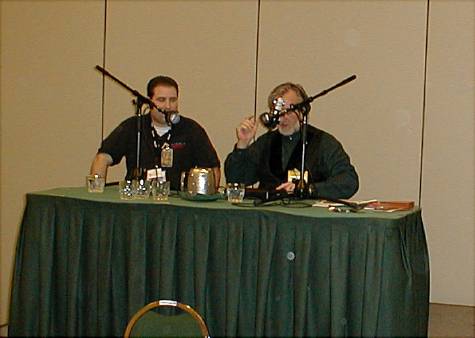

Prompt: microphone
xmin=259 ymin=111 xmax=280 ymax=129
xmin=136 ymin=98 xmax=180 ymax=125
xmin=149 ymin=103 xmax=180 ymax=125
xmin=259 ymin=97 xmax=287 ymax=129
xmin=164 ymin=110 xmax=180 ymax=125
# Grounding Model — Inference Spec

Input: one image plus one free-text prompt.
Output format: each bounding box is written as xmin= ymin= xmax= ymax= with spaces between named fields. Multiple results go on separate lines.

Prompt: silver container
xmin=180 ymin=168 xmax=216 ymax=196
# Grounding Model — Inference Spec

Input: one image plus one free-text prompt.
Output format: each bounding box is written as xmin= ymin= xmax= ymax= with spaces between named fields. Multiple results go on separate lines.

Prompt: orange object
xmin=365 ymin=201 xmax=415 ymax=211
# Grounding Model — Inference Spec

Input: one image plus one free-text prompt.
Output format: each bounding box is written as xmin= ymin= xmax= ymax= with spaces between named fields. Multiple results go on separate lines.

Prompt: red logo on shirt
xmin=171 ymin=143 xmax=185 ymax=150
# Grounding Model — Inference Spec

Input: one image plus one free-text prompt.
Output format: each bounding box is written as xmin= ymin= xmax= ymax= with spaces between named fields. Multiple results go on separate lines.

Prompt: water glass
xmin=132 ymin=179 xmax=151 ymax=199
xmin=151 ymin=180 xmax=170 ymax=201
xmin=119 ymin=180 xmax=134 ymax=200
xmin=86 ymin=174 xmax=105 ymax=193
xmin=226 ymin=183 xmax=245 ymax=204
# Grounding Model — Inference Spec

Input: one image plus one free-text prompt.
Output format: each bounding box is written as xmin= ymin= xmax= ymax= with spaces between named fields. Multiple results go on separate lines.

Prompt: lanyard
xmin=150 ymin=127 xmax=172 ymax=155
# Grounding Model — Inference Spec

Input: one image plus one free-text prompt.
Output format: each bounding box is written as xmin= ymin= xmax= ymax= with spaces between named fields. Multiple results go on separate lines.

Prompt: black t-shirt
xmin=99 ymin=114 xmax=220 ymax=190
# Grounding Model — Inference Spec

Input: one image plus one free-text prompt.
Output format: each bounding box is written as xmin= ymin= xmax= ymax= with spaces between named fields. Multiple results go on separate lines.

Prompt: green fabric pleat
xmin=9 ymin=189 xmax=429 ymax=337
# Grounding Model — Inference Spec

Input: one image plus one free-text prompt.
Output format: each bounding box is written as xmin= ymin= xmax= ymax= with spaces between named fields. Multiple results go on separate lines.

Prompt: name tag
xmin=161 ymin=145 xmax=173 ymax=167
xmin=147 ymin=168 xmax=166 ymax=181
xmin=287 ymin=168 xmax=308 ymax=183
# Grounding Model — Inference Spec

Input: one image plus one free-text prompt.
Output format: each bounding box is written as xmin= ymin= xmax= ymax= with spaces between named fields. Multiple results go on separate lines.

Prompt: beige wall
xmin=257 ymin=0 xmax=427 ymax=202
xmin=1 ymin=0 xmax=474 ymax=326
xmin=421 ymin=0 xmax=475 ymax=305
xmin=102 ymin=0 xmax=258 ymax=182
xmin=0 ymin=0 xmax=105 ymax=325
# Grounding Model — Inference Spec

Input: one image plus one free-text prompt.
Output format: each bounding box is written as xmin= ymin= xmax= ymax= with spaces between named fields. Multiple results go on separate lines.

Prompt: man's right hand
xmin=236 ymin=116 xmax=258 ymax=149
xmin=90 ymin=153 xmax=113 ymax=179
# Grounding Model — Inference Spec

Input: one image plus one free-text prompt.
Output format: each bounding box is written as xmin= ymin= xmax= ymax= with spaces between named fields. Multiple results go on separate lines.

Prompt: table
xmin=9 ymin=186 xmax=429 ymax=337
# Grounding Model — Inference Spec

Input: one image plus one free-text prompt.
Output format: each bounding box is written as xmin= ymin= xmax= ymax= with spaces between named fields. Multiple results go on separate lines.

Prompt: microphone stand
xmin=292 ymin=74 xmax=357 ymax=199
xmin=95 ymin=65 xmax=159 ymax=179
xmin=295 ymin=107 xmax=309 ymax=199
xmin=291 ymin=75 xmax=357 ymax=112
xmin=133 ymin=96 xmax=145 ymax=179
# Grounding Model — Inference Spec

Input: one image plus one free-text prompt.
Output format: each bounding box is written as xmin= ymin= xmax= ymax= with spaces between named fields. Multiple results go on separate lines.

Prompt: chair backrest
xmin=124 ymin=300 xmax=209 ymax=338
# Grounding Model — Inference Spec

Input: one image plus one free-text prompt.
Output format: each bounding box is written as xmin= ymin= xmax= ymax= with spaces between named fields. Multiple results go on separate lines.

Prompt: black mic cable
xmin=253 ymin=190 xmax=294 ymax=206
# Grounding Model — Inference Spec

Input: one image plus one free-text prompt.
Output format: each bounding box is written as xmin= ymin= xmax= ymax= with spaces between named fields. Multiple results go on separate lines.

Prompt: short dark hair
xmin=147 ymin=76 xmax=179 ymax=97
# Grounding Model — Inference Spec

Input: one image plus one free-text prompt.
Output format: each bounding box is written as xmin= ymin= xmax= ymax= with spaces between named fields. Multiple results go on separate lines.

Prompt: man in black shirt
xmin=224 ymin=82 xmax=358 ymax=199
xmin=90 ymin=75 xmax=220 ymax=190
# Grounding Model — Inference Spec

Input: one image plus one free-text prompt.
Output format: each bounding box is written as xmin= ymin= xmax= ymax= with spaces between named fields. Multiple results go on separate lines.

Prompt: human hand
xmin=276 ymin=181 xmax=295 ymax=193
xmin=236 ymin=116 xmax=258 ymax=149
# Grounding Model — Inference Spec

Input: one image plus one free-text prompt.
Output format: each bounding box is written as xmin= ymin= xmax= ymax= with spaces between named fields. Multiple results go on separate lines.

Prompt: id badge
xmin=161 ymin=145 xmax=173 ymax=167
xmin=147 ymin=167 xmax=166 ymax=181
xmin=287 ymin=168 xmax=308 ymax=183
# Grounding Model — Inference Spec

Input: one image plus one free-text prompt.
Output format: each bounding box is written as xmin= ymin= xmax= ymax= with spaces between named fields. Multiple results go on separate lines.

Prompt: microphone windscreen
xmin=259 ymin=112 xmax=278 ymax=129
xmin=168 ymin=112 xmax=180 ymax=125
xmin=259 ymin=112 xmax=271 ymax=127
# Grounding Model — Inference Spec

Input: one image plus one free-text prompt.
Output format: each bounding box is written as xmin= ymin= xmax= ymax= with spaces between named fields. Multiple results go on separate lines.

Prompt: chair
xmin=124 ymin=300 xmax=209 ymax=338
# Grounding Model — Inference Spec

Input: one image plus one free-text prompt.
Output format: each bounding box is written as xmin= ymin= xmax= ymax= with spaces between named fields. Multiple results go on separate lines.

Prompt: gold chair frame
xmin=124 ymin=300 xmax=209 ymax=338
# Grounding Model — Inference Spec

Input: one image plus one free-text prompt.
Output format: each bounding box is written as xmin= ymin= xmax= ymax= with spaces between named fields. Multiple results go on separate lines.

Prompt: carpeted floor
xmin=428 ymin=303 xmax=475 ymax=338
xmin=1 ymin=303 xmax=473 ymax=337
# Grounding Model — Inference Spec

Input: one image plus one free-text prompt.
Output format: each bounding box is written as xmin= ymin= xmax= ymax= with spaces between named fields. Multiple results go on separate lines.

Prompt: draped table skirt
xmin=9 ymin=187 xmax=429 ymax=337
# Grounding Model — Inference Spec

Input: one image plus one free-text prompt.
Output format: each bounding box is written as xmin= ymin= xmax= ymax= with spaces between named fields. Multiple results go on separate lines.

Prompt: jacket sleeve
xmin=224 ymin=140 xmax=264 ymax=186
xmin=310 ymin=134 xmax=359 ymax=199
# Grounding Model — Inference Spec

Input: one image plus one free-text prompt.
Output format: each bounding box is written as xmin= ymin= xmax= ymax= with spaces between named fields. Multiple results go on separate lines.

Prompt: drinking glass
xmin=119 ymin=180 xmax=134 ymax=200
xmin=226 ymin=183 xmax=245 ymax=204
xmin=132 ymin=179 xmax=150 ymax=199
xmin=151 ymin=180 xmax=170 ymax=202
xmin=86 ymin=175 xmax=105 ymax=193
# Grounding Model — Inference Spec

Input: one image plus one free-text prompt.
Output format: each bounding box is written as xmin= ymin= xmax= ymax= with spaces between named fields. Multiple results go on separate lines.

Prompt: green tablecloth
xmin=9 ymin=186 xmax=429 ymax=337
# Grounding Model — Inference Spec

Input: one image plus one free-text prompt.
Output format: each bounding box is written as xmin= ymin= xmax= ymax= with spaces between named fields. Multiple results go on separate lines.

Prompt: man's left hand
xmin=276 ymin=182 xmax=295 ymax=193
